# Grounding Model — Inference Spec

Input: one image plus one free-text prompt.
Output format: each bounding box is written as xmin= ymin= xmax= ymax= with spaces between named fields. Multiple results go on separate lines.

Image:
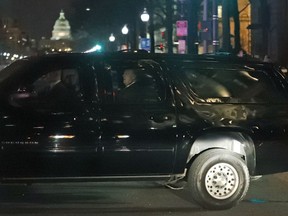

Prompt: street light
xmin=121 ymin=25 xmax=129 ymax=50
xmin=140 ymin=8 xmax=150 ymax=22
xmin=109 ymin=33 xmax=115 ymax=42
xmin=140 ymin=8 xmax=150 ymax=36
xmin=108 ymin=33 xmax=116 ymax=51
xmin=121 ymin=24 xmax=129 ymax=35
xmin=140 ymin=8 xmax=150 ymax=51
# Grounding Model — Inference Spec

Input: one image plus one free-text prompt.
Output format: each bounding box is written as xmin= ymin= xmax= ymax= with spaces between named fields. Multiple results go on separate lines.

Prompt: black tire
xmin=187 ymin=149 xmax=250 ymax=210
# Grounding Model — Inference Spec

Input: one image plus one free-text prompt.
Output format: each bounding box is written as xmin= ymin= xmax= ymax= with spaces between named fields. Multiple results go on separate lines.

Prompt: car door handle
xmin=150 ymin=115 xmax=171 ymax=123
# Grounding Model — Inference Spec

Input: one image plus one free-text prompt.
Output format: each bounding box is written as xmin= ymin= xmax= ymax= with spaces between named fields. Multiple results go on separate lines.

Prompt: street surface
xmin=0 ymin=172 xmax=288 ymax=216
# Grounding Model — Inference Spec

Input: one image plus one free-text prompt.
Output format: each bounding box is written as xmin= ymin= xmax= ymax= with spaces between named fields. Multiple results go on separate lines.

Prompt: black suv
xmin=1 ymin=52 xmax=288 ymax=209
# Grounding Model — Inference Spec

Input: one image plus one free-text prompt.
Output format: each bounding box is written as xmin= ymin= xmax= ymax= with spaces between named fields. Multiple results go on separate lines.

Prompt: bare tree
xmin=222 ymin=0 xmax=232 ymax=52
xmin=187 ymin=0 xmax=201 ymax=54
xmin=231 ymin=0 xmax=241 ymax=53
xmin=220 ymin=0 xmax=242 ymax=53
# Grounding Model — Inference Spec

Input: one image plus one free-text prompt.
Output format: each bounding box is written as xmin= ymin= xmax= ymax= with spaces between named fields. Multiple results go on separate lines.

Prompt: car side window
xmin=182 ymin=66 xmax=287 ymax=103
xmin=100 ymin=60 xmax=165 ymax=104
xmin=33 ymin=68 xmax=80 ymax=96
xmin=9 ymin=67 xmax=83 ymax=111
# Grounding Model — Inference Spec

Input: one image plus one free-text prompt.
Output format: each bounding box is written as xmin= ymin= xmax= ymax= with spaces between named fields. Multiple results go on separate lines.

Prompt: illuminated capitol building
xmin=38 ymin=10 xmax=73 ymax=53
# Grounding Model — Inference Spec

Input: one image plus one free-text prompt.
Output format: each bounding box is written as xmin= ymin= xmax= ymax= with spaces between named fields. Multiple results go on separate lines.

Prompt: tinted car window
xmin=8 ymin=65 xmax=83 ymax=112
xmin=100 ymin=59 xmax=165 ymax=104
xmin=177 ymin=62 xmax=288 ymax=103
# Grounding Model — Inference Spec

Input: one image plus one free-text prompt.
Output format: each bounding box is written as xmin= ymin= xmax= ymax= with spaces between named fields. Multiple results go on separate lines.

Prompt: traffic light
xmin=161 ymin=31 xmax=165 ymax=39
xmin=200 ymin=21 xmax=212 ymax=41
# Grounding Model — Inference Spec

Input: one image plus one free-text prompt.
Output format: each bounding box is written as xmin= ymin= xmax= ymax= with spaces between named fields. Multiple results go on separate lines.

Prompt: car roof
xmin=22 ymin=51 xmax=268 ymax=67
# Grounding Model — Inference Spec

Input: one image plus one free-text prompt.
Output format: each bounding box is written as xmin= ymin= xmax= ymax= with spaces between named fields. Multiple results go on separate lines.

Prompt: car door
xmin=97 ymin=58 xmax=177 ymax=175
xmin=0 ymin=58 xmax=101 ymax=178
xmin=174 ymin=60 xmax=288 ymax=175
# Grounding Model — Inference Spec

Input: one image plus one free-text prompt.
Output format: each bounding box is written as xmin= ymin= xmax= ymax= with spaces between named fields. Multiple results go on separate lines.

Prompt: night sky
xmin=0 ymin=0 xmax=145 ymax=40
xmin=0 ymin=0 xmax=72 ymax=39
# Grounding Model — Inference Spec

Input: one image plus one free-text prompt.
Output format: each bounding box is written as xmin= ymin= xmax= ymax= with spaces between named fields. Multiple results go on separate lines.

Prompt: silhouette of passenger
xmin=118 ymin=69 xmax=141 ymax=103
xmin=118 ymin=68 xmax=159 ymax=104
xmin=46 ymin=70 xmax=79 ymax=110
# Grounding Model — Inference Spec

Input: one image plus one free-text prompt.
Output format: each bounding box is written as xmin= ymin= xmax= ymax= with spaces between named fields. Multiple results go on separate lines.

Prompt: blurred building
xmin=0 ymin=17 xmax=35 ymax=64
xmin=38 ymin=10 xmax=73 ymax=53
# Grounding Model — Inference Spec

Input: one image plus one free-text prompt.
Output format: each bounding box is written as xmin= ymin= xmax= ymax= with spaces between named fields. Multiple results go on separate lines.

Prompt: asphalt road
xmin=0 ymin=173 xmax=288 ymax=216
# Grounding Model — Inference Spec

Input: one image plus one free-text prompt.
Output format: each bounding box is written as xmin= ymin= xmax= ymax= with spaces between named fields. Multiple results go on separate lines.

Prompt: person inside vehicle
xmin=47 ymin=71 xmax=68 ymax=98
xmin=117 ymin=68 xmax=140 ymax=103
xmin=117 ymin=68 xmax=159 ymax=104
xmin=46 ymin=70 xmax=80 ymax=109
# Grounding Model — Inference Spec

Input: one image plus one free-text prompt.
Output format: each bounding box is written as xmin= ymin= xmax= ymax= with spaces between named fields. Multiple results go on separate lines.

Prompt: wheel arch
xmin=187 ymin=131 xmax=256 ymax=175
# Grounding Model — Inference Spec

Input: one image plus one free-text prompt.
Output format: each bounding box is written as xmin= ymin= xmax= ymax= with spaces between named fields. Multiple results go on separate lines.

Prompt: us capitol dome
xmin=51 ymin=10 xmax=72 ymax=40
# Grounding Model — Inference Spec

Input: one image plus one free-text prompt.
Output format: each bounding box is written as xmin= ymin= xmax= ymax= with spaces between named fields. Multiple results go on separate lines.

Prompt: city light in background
xmin=121 ymin=25 xmax=129 ymax=35
xmin=109 ymin=34 xmax=116 ymax=42
xmin=140 ymin=8 xmax=150 ymax=22
xmin=84 ymin=44 xmax=102 ymax=53
xmin=0 ymin=1 xmax=288 ymax=67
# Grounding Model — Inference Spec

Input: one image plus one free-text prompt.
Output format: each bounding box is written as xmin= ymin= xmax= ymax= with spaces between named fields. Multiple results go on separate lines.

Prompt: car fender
xmin=187 ymin=131 xmax=256 ymax=175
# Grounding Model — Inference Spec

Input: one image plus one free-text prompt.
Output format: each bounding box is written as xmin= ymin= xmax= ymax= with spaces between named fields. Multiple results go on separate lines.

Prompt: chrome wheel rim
xmin=205 ymin=163 xmax=239 ymax=200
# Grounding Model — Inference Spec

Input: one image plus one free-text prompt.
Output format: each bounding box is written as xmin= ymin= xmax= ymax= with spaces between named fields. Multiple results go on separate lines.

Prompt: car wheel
xmin=187 ymin=149 xmax=250 ymax=210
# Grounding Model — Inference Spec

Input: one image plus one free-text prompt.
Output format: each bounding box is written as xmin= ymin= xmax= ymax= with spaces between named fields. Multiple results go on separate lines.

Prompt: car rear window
xmin=174 ymin=62 xmax=288 ymax=104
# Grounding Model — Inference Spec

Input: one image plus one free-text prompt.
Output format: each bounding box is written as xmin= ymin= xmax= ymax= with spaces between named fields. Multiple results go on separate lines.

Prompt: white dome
xmin=51 ymin=10 xmax=72 ymax=40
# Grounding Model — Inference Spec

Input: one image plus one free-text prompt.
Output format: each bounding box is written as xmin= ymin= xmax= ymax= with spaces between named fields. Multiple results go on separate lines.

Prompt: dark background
xmin=0 ymin=0 xmax=145 ymax=40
